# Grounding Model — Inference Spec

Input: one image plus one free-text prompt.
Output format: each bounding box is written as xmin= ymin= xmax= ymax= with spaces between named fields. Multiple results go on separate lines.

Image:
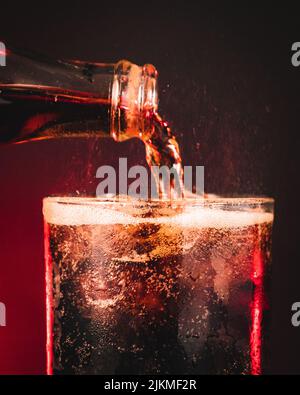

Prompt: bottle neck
xmin=111 ymin=61 xmax=158 ymax=141
xmin=0 ymin=47 xmax=158 ymax=143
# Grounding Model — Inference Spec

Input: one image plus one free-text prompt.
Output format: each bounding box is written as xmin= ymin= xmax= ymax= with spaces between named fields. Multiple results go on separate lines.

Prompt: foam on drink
xmin=43 ymin=196 xmax=273 ymax=228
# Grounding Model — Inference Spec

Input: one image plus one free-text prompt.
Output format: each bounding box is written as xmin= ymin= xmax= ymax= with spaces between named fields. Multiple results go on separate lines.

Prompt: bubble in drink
xmin=43 ymin=197 xmax=273 ymax=375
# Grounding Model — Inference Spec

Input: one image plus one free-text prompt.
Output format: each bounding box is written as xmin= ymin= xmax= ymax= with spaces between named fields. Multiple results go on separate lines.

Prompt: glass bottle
xmin=0 ymin=46 xmax=158 ymax=144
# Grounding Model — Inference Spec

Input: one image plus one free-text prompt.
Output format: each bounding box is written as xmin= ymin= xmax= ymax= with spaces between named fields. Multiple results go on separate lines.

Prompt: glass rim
xmin=43 ymin=195 xmax=274 ymax=208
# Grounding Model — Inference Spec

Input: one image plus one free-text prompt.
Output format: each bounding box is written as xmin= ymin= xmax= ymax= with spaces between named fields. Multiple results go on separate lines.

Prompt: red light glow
xmin=44 ymin=222 xmax=53 ymax=375
xmin=250 ymin=248 xmax=264 ymax=375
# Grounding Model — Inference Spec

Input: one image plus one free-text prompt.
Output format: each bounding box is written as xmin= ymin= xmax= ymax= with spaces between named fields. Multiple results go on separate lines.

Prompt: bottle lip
xmin=111 ymin=60 xmax=158 ymax=141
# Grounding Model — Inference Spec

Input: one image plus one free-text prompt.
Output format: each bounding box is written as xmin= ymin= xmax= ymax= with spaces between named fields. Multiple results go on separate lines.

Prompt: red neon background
xmin=2 ymin=0 xmax=300 ymax=375
xmin=0 ymin=137 xmax=147 ymax=374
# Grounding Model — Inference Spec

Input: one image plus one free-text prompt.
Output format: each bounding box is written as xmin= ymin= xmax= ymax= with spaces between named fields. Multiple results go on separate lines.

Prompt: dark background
xmin=0 ymin=0 xmax=299 ymax=374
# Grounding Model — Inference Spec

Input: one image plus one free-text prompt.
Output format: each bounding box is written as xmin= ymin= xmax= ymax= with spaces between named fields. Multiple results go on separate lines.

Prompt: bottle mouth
xmin=111 ymin=60 xmax=158 ymax=141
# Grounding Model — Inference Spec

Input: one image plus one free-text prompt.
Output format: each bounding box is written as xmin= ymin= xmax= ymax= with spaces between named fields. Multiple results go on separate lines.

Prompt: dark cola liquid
xmin=0 ymin=85 xmax=111 ymax=143
xmin=44 ymin=198 xmax=273 ymax=375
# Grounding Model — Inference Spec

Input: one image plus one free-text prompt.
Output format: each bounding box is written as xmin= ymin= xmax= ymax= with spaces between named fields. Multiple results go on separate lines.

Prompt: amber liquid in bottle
xmin=0 ymin=85 xmax=112 ymax=143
